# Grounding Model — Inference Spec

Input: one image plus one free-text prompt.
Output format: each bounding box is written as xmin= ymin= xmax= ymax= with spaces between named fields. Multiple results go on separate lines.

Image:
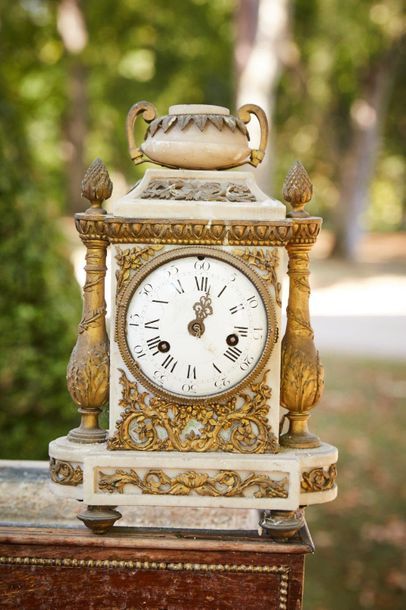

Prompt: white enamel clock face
xmin=117 ymin=248 xmax=276 ymax=403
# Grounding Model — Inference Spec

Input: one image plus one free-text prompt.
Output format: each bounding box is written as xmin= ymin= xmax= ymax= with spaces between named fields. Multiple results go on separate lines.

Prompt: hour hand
xmin=188 ymin=293 xmax=213 ymax=338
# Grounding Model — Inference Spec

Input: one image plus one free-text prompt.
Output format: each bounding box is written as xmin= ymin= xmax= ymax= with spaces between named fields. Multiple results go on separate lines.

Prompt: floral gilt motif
xmin=115 ymin=245 xmax=163 ymax=296
xmin=301 ymin=464 xmax=337 ymax=493
xmin=233 ymin=247 xmax=282 ymax=307
xmin=98 ymin=468 xmax=288 ymax=498
xmin=140 ymin=178 xmax=256 ymax=202
xmin=50 ymin=458 xmax=83 ymax=486
xmin=108 ymin=370 xmax=278 ymax=454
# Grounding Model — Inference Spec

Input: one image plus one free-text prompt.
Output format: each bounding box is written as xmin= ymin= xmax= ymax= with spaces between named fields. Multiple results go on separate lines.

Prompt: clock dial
xmin=117 ymin=248 xmax=276 ymax=402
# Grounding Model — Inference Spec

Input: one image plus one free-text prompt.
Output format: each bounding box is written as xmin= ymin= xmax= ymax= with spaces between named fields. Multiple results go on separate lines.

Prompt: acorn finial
xmin=282 ymin=161 xmax=313 ymax=218
xmin=81 ymin=158 xmax=113 ymax=214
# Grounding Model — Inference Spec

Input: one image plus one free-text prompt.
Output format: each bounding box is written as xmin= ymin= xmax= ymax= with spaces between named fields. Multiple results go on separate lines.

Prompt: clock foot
xmin=77 ymin=505 xmax=122 ymax=534
xmin=258 ymin=509 xmax=304 ymax=540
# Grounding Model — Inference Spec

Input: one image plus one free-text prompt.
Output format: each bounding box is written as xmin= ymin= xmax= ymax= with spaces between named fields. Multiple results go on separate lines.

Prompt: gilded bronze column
xmin=67 ymin=159 xmax=112 ymax=443
xmin=280 ymin=162 xmax=324 ymax=449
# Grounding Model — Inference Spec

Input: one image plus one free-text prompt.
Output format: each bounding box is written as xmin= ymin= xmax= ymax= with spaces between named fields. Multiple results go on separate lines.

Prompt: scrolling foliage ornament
xmin=98 ymin=468 xmax=288 ymax=498
xmin=108 ymin=370 xmax=278 ymax=453
xmin=115 ymin=245 xmax=164 ymax=296
xmin=233 ymin=247 xmax=282 ymax=308
xmin=50 ymin=458 xmax=83 ymax=486
xmin=301 ymin=464 xmax=337 ymax=493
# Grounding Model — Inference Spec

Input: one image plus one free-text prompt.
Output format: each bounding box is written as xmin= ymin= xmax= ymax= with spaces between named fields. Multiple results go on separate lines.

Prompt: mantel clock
xmin=49 ymin=102 xmax=338 ymax=536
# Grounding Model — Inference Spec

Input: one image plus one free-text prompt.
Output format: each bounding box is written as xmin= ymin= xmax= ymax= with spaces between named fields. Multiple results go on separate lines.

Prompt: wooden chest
xmin=0 ymin=524 xmax=313 ymax=609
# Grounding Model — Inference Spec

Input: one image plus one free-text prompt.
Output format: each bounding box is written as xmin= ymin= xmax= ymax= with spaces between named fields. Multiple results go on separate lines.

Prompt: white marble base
xmin=49 ymin=437 xmax=337 ymax=511
xmin=113 ymin=169 xmax=285 ymax=220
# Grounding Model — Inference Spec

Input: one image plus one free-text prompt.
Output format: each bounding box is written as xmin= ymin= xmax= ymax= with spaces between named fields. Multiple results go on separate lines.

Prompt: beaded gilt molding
xmin=97 ymin=468 xmax=289 ymax=498
xmin=108 ymin=369 xmax=278 ymax=453
xmin=0 ymin=556 xmax=290 ymax=609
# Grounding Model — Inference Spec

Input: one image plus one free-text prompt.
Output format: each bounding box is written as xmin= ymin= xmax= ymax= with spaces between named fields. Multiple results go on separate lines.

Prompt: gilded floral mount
xmin=301 ymin=464 xmax=337 ymax=493
xmin=98 ymin=468 xmax=288 ymax=498
xmin=108 ymin=370 xmax=278 ymax=453
xmin=140 ymin=178 xmax=256 ymax=202
xmin=50 ymin=458 xmax=83 ymax=486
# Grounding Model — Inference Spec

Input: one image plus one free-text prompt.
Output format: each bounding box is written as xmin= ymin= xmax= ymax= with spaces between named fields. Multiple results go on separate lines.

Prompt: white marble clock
xmin=49 ymin=103 xmax=338 ymax=536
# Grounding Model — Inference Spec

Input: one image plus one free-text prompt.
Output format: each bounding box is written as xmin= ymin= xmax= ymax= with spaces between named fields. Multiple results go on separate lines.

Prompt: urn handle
xmin=126 ymin=101 xmax=157 ymax=165
xmin=238 ymin=104 xmax=269 ymax=167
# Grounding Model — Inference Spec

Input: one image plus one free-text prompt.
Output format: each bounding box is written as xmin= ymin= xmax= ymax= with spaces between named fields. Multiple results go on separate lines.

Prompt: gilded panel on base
xmin=98 ymin=468 xmax=289 ymax=498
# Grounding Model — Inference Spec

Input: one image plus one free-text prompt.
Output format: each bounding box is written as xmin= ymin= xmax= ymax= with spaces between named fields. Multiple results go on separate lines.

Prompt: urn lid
xmin=168 ymin=104 xmax=230 ymax=116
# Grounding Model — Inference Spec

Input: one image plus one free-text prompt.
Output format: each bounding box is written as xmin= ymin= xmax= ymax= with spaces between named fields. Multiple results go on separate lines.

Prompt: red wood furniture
xmin=0 ymin=524 xmax=313 ymax=609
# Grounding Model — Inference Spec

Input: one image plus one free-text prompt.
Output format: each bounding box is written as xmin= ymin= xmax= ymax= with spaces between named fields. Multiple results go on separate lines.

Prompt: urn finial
xmin=81 ymin=158 xmax=113 ymax=214
xmin=282 ymin=161 xmax=313 ymax=218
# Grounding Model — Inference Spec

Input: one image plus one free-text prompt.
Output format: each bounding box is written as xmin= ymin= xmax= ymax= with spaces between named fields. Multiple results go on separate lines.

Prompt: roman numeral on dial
xmin=187 ymin=365 xmax=197 ymax=379
xmin=224 ymin=346 xmax=242 ymax=362
xmin=171 ymin=279 xmax=184 ymax=294
xmin=234 ymin=326 xmax=248 ymax=337
xmin=144 ymin=318 xmax=160 ymax=330
xmin=146 ymin=335 xmax=161 ymax=355
xmin=230 ymin=303 xmax=245 ymax=315
xmin=194 ymin=276 xmax=209 ymax=292
xmin=161 ymin=354 xmax=177 ymax=372
xmin=217 ymin=285 xmax=227 ymax=298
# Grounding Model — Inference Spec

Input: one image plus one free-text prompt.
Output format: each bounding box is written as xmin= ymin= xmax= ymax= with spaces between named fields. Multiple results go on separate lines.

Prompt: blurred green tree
xmin=0 ymin=3 xmax=81 ymax=458
xmin=273 ymin=0 xmax=405 ymax=258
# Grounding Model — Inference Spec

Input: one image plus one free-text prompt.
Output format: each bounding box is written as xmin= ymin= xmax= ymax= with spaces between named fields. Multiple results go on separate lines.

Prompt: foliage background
xmin=0 ymin=1 xmax=405 ymax=608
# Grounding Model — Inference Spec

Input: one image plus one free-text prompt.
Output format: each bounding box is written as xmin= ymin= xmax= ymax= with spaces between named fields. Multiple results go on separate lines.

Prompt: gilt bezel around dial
xmin=116 ymin=246 xmax=277 ymax=404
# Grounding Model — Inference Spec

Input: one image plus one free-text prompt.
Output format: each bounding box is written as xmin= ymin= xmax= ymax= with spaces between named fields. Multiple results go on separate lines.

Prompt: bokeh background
xmin=0 ymin=1 xmax=405 ymax=608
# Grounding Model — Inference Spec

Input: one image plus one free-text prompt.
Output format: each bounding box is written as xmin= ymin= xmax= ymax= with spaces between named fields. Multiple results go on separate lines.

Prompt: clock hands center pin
xmin=188 ymin=291 xmax=213 ymax=338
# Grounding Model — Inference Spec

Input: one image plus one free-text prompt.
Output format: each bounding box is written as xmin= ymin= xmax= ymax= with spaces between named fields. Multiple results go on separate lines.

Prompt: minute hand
xmin=188 ymin=293 xmax=213 ymax=338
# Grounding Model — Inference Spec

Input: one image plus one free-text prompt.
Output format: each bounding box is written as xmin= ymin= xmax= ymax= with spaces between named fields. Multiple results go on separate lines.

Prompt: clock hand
xmin=188 ymin=292 xmax=213 ymax=338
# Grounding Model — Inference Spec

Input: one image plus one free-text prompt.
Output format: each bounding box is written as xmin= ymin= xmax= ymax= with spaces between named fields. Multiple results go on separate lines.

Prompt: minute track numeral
xmin=161 ymin=354 xmax=177 ymax=372
xmin=144 ymin=318 xmax=160 ymax=330
xmin=224 ymin=346 xmax=242 ymax=362
xmin=247 ymin=295 xmax=258 ymax=308
xmin=146 ymin=335 xmax=161 ymax=355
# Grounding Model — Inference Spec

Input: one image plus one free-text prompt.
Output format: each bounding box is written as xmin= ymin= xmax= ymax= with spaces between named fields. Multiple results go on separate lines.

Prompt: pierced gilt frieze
xmin=301 ymin=464 xmax=337 ymax=493
xmin=98 ymin=468 xmax=288 ymax=498
xmin=140 ymin=178 xmax=256 ymax=202
xmin=50 ymin=458 xmax=83 ymax=486
xmin=233 ymin=247 xmax=282 ymax=307
xmin=115 ymin=245 xmax=164 ymax=297
xmin=108 ymin=370 xmax=278 ymax=453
